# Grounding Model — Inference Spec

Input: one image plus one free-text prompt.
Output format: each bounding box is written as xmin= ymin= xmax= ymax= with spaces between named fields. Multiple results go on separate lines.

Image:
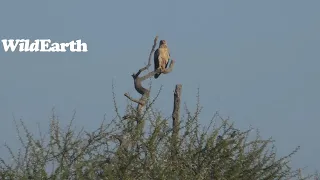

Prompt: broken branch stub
xmin=172 ymin=84 xmax=182 ymax=137
xmin=172 ymin=84 xmax=182 ymax=159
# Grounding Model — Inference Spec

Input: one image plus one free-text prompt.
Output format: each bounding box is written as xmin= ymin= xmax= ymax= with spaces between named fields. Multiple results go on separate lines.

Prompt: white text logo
xmin=1 ymin=39 xmax=88 ymax=52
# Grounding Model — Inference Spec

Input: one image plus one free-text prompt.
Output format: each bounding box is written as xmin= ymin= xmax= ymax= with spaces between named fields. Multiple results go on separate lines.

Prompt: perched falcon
xmin=154 ymin=40 xmax=170 ymax=79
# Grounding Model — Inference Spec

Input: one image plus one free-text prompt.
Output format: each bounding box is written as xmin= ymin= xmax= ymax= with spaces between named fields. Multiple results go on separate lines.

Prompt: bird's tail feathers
xmin=154 ymin=73 xmax=161 ymax=79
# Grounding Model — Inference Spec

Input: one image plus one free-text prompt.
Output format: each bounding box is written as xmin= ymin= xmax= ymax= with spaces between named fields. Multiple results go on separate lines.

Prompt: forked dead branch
xmin=123 ymin=36 xmax=175 ymax=116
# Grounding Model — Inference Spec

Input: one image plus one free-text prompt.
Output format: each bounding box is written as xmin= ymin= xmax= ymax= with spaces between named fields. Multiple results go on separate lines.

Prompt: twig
xmin=132 ymin=36 xmax=159 ymax=78
xmin=124 ymin=93 xmax=144 ymax=106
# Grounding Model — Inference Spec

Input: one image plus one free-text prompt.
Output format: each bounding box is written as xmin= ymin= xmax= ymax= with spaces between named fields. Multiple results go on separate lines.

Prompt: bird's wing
xmin=154 ymin=49 xmax=159 ymax=70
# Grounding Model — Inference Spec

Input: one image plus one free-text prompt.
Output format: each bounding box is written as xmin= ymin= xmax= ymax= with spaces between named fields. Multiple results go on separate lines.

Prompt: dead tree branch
xmin=124 ymin=36 xmax=175 ymax=117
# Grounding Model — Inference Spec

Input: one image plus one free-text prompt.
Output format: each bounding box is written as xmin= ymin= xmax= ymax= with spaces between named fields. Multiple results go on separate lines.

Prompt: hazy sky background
xmin=0 ymin=0 xmax=319 ymax=174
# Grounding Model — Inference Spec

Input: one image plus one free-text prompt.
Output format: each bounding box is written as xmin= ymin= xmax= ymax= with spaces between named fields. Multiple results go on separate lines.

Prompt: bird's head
xmin=159 ymin=40 xmax=167 ymax=47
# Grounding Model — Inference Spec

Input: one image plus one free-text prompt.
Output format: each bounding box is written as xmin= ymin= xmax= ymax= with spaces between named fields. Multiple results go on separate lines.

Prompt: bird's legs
xmin=160 ymin=63 xmax=166 ymax=72
xmin=158 ymin=57 xmax=168 ymax=73
xmin=157 ymin=57 xmax=164 ymax=72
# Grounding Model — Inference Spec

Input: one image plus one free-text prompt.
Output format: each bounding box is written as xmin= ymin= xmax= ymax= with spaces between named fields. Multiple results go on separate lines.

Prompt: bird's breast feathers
xmin=159 ymin=47 xmax=170 ymax=60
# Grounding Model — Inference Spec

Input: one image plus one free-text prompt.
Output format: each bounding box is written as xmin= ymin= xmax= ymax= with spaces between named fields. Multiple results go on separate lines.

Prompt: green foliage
xmin=0 ymin=92 xmax=314 ymax=179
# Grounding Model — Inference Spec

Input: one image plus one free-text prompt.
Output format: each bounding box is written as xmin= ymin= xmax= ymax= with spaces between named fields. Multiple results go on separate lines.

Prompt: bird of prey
xmin=154 ymin=40 xmax=170 ymax=79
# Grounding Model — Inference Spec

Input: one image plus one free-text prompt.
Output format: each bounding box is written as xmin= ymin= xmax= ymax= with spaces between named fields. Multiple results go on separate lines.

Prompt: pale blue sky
xmin=0 ymin=0 xmax=319 ymax=173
